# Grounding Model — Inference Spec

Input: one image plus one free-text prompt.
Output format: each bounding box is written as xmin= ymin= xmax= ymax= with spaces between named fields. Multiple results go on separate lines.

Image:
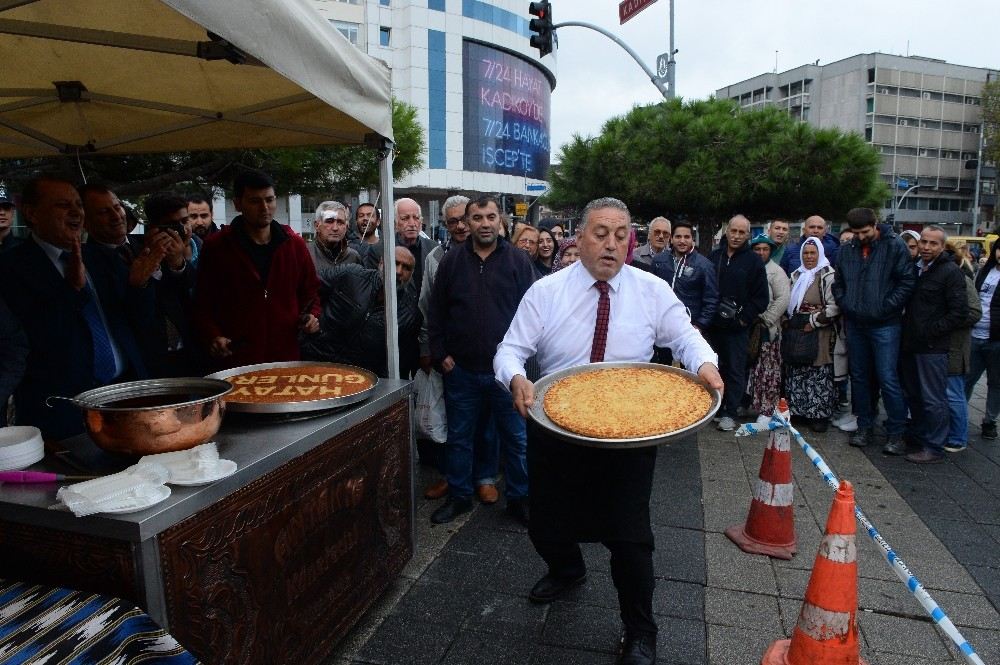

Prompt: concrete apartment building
xmin=716 ymin=53 xmax=997 ymax=233
xmin=311 ymin=0 xmax=555 ymax=233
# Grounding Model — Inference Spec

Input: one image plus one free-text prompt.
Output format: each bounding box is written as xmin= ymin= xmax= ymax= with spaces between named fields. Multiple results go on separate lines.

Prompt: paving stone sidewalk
xmin=329 ymin=384 xmax=1000 ymax=665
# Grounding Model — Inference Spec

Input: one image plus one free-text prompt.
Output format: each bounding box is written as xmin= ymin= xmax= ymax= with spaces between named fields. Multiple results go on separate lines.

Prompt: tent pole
xmin=377 ymin=135 xmax=400 ymax=380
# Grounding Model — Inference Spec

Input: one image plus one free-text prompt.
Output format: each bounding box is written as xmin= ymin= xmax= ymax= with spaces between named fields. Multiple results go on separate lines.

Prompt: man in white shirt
xmin=494 ymin=197 xmax=722 ymax=665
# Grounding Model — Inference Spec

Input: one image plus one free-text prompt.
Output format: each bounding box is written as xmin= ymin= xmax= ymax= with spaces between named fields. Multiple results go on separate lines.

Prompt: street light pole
xmin=972 ymin=72 xmax=991 ymax=236
xmin=666 ymin=0 xmax=676 ymax=99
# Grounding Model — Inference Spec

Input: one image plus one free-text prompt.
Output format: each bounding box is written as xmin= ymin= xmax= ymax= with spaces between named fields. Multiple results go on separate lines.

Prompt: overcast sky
xmin=548 ymin=0 xmax=1000 ymax=156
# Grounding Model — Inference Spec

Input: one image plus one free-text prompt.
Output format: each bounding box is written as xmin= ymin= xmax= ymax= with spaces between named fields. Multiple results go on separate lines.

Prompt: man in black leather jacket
xmin=897 ymin=227 xmax=968 ymax=462
xmin=705 ymin=215 xmax=769 ymax=431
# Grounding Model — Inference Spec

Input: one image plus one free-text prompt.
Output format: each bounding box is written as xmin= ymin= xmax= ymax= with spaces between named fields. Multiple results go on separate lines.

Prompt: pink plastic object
xmin=0 ymin=471 xmax=63 ymax=483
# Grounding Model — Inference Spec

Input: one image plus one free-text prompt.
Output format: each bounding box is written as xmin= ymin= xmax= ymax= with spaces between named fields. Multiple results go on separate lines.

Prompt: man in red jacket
xmin=194 ymin=170 xmax=320 ymax=369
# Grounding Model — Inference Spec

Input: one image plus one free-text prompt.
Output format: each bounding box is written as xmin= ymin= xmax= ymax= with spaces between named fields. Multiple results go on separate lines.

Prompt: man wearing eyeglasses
xmin=632 ymin=216 xmax=671 ymax=267
xmin=309 ymin=201 xmax=361 ymax=273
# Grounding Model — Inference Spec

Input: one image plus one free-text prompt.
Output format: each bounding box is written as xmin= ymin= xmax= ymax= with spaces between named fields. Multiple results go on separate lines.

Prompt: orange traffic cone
xmin=726 ymin=398 xmax=796 ymax=560
xmin=761 ymin=480 xmax=868 ymax=665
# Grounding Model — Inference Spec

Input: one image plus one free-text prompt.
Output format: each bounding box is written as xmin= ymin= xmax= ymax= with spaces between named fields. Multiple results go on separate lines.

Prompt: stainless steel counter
xmin=0 ymin=379 xmax=415 ymax=663
xmin=0 ymin=379 xmax=412 ymax=542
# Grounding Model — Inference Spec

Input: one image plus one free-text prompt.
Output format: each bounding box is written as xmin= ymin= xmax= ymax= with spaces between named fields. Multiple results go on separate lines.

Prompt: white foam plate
xmin=168 ymin=459 xmax=238 ymax=486
xmin=0 ymin=426 xmax=44 ymax=470
xmin=99 ymin=485 xmax=171 ymax=514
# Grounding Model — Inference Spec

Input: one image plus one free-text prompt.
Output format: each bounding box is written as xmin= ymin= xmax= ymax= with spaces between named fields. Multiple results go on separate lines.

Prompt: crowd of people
xmin=632 ymin=209 xmax=990 ymax=466
xmin=2 ymin=173 xmax=997 ymax=664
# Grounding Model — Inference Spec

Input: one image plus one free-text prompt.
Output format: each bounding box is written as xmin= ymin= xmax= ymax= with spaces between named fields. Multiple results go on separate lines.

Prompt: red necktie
xmin=590 ymin=281 xmax=611 ymax=363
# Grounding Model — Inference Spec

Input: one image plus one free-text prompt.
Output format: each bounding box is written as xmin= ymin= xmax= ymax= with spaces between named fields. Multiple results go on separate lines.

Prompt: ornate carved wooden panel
xmin=0 ymin=522 xmax=138 ymax=602
xmin=159 ymin=401 xmax=412 ymax=665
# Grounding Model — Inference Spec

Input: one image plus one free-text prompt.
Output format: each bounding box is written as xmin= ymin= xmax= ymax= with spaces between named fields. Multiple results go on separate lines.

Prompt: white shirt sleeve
xmin=494 ymin=281 xmax=546 ymax=391
xmin=651 ymin=281 xmax=719 ymax=372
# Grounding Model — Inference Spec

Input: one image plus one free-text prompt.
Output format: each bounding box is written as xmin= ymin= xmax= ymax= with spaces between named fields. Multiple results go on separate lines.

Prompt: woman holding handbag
xmin=784 ymin=237 xmax=840 ymax=432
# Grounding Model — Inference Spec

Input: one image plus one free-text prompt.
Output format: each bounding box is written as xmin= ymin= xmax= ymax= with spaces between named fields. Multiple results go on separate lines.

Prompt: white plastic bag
xmin=414 ymin=369 xmax=447 ymax=443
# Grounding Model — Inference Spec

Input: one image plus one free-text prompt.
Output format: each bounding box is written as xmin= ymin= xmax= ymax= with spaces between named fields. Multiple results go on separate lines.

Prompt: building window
xmin=329 ymin=20 xmax=359 ymax=45
xmin=380 ymin=0 xmax=390 ymax=5
xmin=943 ymin=93 xmax=964 ymax=104
xmin=379 ymin=26 xmax=391 ymax=47
xmin=337 ymin=0 xmax=360 ymax=4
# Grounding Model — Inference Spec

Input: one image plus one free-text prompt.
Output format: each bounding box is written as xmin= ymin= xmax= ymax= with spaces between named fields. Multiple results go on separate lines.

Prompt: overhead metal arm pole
xmin=553 ymin=21 xmax=669 ymax=100
xmin=893 ymin=183 xmax=920 ymax=218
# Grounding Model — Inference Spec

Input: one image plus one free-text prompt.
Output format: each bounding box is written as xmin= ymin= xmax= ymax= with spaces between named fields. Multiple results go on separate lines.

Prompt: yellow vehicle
xmin=948 ymin=234 xmax=998 ymax=259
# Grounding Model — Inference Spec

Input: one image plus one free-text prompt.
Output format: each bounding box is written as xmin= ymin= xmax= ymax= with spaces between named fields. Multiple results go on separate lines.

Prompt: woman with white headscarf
xmin=783 ymin=237 xmax=840 ymax=431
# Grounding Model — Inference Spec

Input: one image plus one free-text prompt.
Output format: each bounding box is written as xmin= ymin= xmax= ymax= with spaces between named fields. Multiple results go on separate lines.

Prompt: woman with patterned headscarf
xmin=784 ymin=237 xmax=840 ymax=431
xmin=551 ymin=236 xmax=579 ymax=273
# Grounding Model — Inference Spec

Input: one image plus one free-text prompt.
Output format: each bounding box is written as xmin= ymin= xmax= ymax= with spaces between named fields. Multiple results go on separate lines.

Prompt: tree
xmin=545 ymin=98 xmax=887 ymax=247
xmin=0 ymin=98 xmax=424 ymax=199
xmin=982 ymin=78 xmax=1000 ymax=173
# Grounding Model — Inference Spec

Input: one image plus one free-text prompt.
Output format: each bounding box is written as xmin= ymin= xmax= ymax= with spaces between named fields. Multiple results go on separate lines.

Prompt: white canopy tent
xmin=0 ymin=0 xmax=403 ymax=377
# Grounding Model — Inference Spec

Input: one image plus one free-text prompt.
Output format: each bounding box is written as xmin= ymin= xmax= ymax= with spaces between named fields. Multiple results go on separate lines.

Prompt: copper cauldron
xmin=49 ymin=378 xmax=233 ymax=455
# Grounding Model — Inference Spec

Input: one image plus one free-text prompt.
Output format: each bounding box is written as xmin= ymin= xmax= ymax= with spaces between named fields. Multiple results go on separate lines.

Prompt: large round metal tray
xmin=528 ymin=361 xmax=721 ymax=449
xmin=206 ymin=361 xmax=378 ymax=414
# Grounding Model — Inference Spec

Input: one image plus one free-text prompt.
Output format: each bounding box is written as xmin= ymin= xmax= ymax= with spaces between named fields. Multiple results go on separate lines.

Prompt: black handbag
xmin=781 ymin=314 xmax=818 ymax=365
xmin=715 ymin=298 xmax=743 ymax=328
xmin=747 ymin=317 xmax=770 ymax=365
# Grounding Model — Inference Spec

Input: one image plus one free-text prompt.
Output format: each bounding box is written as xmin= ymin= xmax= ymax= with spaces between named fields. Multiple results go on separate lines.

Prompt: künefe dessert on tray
xmin=224 ymin=365 xmax=375 ymax=404
xmin=542 ymin=367 xmax=712 ymax=438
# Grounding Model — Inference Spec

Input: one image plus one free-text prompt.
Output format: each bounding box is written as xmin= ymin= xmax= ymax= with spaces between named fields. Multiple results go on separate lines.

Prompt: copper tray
xmin=206 ymin=361 xmax=379 ymax=414
xmin=528 ymin=361 xmax=721 ymax=449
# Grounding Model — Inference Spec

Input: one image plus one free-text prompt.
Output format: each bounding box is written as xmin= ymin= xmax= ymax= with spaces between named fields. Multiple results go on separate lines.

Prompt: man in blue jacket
xmin=780 ymin=215 xmax=840 ymax=275
xmin=427 ymin=196 xmax=536 ymax=525
xmin=650 ymin=220 xmax=719 ymax=330
xmin=832 ymin=207 xmax=916 ymax=451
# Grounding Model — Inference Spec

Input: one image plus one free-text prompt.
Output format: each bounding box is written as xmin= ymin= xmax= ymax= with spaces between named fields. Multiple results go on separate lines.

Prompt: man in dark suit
xmin=0 ymin=294 xmax=27 ymax=427
xmin=0 ymin=175 xmax=148 ymax=440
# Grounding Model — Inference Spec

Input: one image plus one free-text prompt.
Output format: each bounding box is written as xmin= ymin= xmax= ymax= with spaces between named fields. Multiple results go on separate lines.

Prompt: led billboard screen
xmin=462 ymin=41 xmax=551 ymax=180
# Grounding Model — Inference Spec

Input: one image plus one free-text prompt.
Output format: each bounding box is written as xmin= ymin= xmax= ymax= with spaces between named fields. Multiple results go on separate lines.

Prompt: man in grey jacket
xmin=632 ymin=217 xmax=671 ymax=267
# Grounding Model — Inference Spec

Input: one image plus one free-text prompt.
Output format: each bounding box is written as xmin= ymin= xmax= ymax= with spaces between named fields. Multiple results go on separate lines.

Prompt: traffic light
xmin=528 ymin=1 xmax=553 ymax=57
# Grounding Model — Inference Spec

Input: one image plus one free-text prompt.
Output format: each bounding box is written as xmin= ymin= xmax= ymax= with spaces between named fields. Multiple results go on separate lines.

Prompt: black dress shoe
xmin=506 ymin=497 xmax=530 ymax=527
xmin=617 ymin=630 xmax=656 ymax=665
xmin=810 ymin=418 xmax=830 ymax=433
xmin=430 ymin=496 xmax=472 ymax=524
xmin=528 ymin=572 xmax=586 ymax=604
